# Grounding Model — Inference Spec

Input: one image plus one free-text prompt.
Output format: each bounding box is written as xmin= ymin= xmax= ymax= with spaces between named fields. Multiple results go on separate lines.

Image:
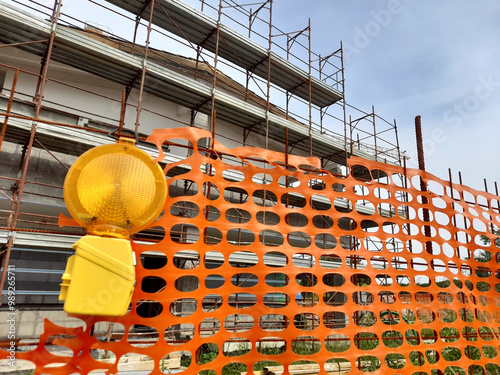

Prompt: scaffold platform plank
xmin=103 ymin=0 xmax=344 ymax=107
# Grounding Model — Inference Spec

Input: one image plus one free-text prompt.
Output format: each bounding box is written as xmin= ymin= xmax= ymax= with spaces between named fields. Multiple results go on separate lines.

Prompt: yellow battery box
xmin=59 ymin=235 xmax=136 ymax=316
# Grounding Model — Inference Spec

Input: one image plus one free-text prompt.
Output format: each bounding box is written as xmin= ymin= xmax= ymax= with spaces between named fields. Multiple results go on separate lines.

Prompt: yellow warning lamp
xmin=59 ymin=138 xmax=166 ymax=316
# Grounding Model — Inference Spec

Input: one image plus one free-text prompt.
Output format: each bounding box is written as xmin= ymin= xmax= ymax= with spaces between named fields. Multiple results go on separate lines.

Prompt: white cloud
xmin=285 ymin=0 xmax=500 ymax=190
xmin=13 ymin=0 xmax=500 ymax=190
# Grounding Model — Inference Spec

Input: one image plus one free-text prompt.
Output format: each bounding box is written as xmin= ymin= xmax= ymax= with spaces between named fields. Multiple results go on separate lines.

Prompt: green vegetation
xmin=425 ymin=349 xmax=439 ymax=364
xmin=485 ymin=363 xmax=500 ymax=375
xmin=253 ymin=360 xmax=281 ymax=372
xmin=482 ymin=345 xmax=498 ymax=358
xmin=409 ymin=350 xmax=425 ymax=366
xmin=181 ymin=354 xmax=192 ymax=367
xmin=436 ymin=278 xmax=451 ymax=288
xmin=385 ymin=353 xmax=405 ymax=369
xmin=357 ymin=356 xmax=381 ymax=372
xmin=191 ymin=317 xmax=500 ymax=375
xmin=223 ymin=343 xmax=251 ymax=358
xmin=325 ymin=334 xmax=350 ymax=353
xmin=381 ymin=330 xmax=403 ymax=348
xmin=256 ymin=346 xmax=286 ymax=355
xmin=420 ymin=328 xmax=438 ymax=344
xmin=198 ymin=343 xmax=219 ymax=365
xmin=221 ymin=363 xmax=247 ymax=375
xmin=405 ymin=329 xmax=420 ymax=346
xmin=464 ymin=345 xmax=481 ymax=360
xmin=353 ymin=332 xmax=379 ymax=350
xmin=480 ymin=228 xmax=500 ymax=248
xmin=290 ymin=337 xmax=320 ymax=355
xmin=441 ymin=347 xmax=462 ymax=361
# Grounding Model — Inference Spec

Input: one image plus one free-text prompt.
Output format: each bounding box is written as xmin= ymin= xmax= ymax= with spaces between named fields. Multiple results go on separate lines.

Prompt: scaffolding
xmin=1 ymin=3 xmax=500 ymax=374
xmin=0 ymin=0 xmax=402 ymax=163
xmin=0 ymin=0 xmax=405 ymax=306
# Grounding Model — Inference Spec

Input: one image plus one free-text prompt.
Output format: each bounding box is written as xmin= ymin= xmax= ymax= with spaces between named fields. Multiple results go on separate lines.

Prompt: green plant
xmin=443 ymin=366 xmax=465 ymax=375
xmin=464 ymin=345 xmax=481 ymax=360
xmin=442 ymin=347 xmax=462 ymax=362
xmin=354 ymin=332 xmax=378 ymax=350
xmin=357 ymin=355 xmax=381 ymax=372
xmin=436 ymin=279 xmax=451 ymax=287
xmin=160 ymin=359 xmax=171 ymax=373
xmin=253 ymin=360 xmax=281 ymax=372
xmin=425 ymin=349 xmax=439 ymax=364
xmin=100 ymin=351 xmax=111 ymax=360
xmin=223 ymin=342 xmax=251 ymax=357
xmin=409 ymin=350 xmax=425 ymax=366
xmin=325 ymin=335 xmax=350 ymax=353
xmin=485 ymin=363 xmax=500 ymax=375
xmin=385 ymin=353 xmax=405 ymax=369
xmin=257 ymin=346 xmax=286 ymax=355
xmin=480 ymin=228 xmax=500 ymax=248
xmin=198 ymin=343 xmax=219 ymax=364
xmin=381 ymin=331 xmax=403 ymax=348
xmin=222 ymin=362 xmax=247 ymax=375
xmin=291 ymin=337 xmax=320 ymax=355
xmin=180 ymin=354 xmax=192 ymax=367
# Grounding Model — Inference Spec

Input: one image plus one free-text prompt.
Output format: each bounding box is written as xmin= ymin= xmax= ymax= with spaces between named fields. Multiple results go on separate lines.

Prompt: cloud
xmin=16 ymin=0 xmax=500 ymax=190
xmin=269 ymin=1 xmax=500 ymax=190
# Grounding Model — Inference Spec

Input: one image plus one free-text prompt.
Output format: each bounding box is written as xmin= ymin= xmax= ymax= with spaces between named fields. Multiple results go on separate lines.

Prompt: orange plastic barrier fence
xmin=3 ymin=127 xmax=499 ymax=375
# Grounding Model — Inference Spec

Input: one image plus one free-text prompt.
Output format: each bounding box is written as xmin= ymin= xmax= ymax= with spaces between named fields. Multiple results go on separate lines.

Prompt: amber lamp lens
xmin=64 ymin=143 xmax=166 ymax=237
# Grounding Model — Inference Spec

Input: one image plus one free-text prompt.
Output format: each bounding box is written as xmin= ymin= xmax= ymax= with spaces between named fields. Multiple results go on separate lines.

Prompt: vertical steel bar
xmin=195 ymin=46 xmax=201 ymax=81
xmin=285 ymin=127 xmax=289 ymax=170
xmin=319 ymin=108 xmax=323 ymax=134
xmin=372 ymin=105 xmax=377 ymax=161
xmin=340 ymin=41 xmax=347 ymax=162
xmin=211 ymin=110 xmax=216 ymax=149
xmin=0 ymin=0 xmax=57 ymax=301
xmin=0 ymin=236 xmax=13 ymax=307
xmin=118 ymin=89 xmax=126 ymax=136
xmin=35 ymin=0 xmax=63 ymax=118
xmin=458 ymin=171 xmax=471 ymax=261
xmin=131 ymin=18 xmax=140 ymax=56
xmin=415 ymin=115 xmax=426 ymax=172
xmin=415 ymin=115 xmax=432 ymax=254
xmin=448 ymin=168 xmax=461 ymax=259
xmin=11 ymin=124 xmax=37 ymax=229
xmin=285 ymin=127 xmax=290 ymax=209
xmin=496 ymin=182 xmax=500 ymax=213
xmin=264 ymin=0 xmax=273 ymax=150
xmin=318 ymin=54 xmax=322 ymax=81
xmin=135 ymin=0 xmax=156 ymax=134
xmin=483 ymin=179 xmax=496 ymax=244
xmin=349 ymin=115 xmax=353 ymax=157
xmin=248 ymin=8 xmax=253 ymax=38
xmin=0 ymin=123 xmax=37 ymax=301
xmin=308 ymin=18 xmax=313 ymax=157
xmin=403 ymin=157 xmax=412 ymax=251
xmin=285 ymin=33 xmax=291 ymax=118
xmin=209 ymin=0 xmax=223 ymax=149
xmin=394 ymin=119 xmax=402 ymax=166
xmin=0 ymin=69 xmax=19 ymax=152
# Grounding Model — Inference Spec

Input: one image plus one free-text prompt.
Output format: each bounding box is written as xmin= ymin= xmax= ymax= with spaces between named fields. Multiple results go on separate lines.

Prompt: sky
xmin=15 ymin=0 xmax=500 ymax=192
xmin=269 ymin=0 xmax=500 ymax=192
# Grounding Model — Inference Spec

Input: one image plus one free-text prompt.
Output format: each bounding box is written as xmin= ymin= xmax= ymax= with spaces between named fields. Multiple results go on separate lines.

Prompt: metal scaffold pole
xmin=308 ymin=18 xmax=312 ymax=157
xmin=265 ymin=0 xmax=273 ymax=150
xmin=415 ymin=115 xmax=432 ymax=254
xmin=135 ymin=0 xmax=156 ymax=134
xmin=210 ymin=0 xmax=224 ymax=150
xmin=0 ymin=0 xmax=62 ymax=301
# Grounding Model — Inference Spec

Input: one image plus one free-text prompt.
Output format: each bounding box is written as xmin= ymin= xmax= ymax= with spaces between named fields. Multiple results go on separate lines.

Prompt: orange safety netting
xmin=3 ymin=127 xmax=500 ymax=375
